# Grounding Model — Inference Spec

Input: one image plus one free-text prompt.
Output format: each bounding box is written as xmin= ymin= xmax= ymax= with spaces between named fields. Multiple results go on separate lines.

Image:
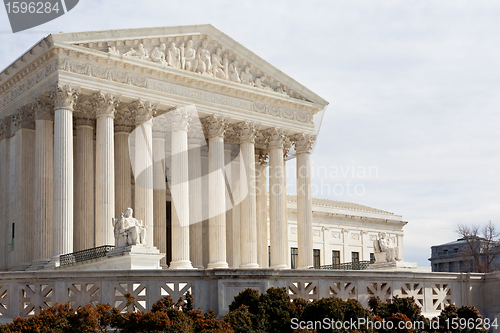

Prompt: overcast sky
xmin=1 ymin=1 xmax=499 ymax=267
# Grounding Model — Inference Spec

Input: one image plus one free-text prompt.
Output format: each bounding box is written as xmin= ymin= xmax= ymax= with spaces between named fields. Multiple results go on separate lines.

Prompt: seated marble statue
xmin=373 ymin=232 xmax=400 ymax=263
xmin=112 ymin=208 xmax=147 ymax=248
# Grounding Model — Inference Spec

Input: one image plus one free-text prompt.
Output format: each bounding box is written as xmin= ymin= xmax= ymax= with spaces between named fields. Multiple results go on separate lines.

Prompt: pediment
xmin=50 ymin=25 xmax=328 ymax=107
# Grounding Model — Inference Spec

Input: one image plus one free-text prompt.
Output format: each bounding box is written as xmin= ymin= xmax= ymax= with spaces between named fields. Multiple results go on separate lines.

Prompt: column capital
xmin=188 ymin=121 xmax=205 ymax=146
xmin=0 ymin=117 xmax=10 ymax=140
xmin=257 ymin=150 xmax=269 ymax=166
xmin=283 ymin=138 xmax=292 ymax=158
xmin=74 ymin=118 xmax=95 ymax=127
xmin=92 ymin=91 xmax=120 ymax=118
xmin=202 ymin=114 xmax=228 ymax=139
xmin=12 ymin=105 xmax=35 ymax=131
xmin=234 ymin=121 xmax=260 ymax=144
xmin=129 ymin=99 xmax=158 ymax=124
xmin=115 ymin=125 xmax=133 ymax=133
xmin=152 ymin=115 xmax=168 ymax=138
xmin=52 ymin=84 xmax=80 ymax=111
xmin=264 ymin=127 xmax=288 ymax=149
xmin=32 ymin=95 xmax=54 ymax=121
xmin=293 ymin=133 xmax=317 ymax=154
xmin=166 ymin=109 xmax=191 ymax=132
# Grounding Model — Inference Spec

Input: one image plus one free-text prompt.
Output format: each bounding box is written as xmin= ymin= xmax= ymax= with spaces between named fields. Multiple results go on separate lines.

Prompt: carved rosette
xmin=293 ymin=133 xmax=316 ymax=154
xmin=187 ymin=121 xmax=206 ymax=146
xmin=52 ymin=84 xmax=80 ymax=111
xmin=92 ymin=91 xmax=120 ymax=118
xmin=264 ymin=127 xmax=288 ymax=150
xmin=129 ymin=100 xmax=157 ymax=124
xmin=234 ymin=121 xmax=260 ymax=144
xmin=165 ymin=109 xmax=191 ymax=132
xmin=12 ymin=105 xmax=35 ymax=131
xmin=32 ymin=95 xmax=54 ymax=121
xmin=202 ymin=115 xmax=228 ymax=139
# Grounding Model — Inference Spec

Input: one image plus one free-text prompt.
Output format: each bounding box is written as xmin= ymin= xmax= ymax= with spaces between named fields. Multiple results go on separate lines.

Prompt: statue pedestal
xmin=104 ymin=245 xmax=165 ymax=270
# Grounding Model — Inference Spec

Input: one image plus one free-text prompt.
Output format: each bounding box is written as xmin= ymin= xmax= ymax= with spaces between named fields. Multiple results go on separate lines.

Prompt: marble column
xmin=114 ymin=125 xmax=133 ymax=218
xmin=200 ymin=146 xmax=210 ymax=268
xmin=235 ymin=121 xmax=259 ymax=268
xmin=203 ymin=115 xmax=229 ymax=269
xmin=32 ymin=96 xmax=54 ymax=268
xmin=342 ymin=229 xmax=350 ymax=263
xmin=229 ymin=145 xmax=241 ymax=268
xmin=266 ymin=127 xmax=289 ymax=269
xmin=0 ymin=119 xmax=8 ymax=270
xmin=293 ymin=133 xmax=315 ymax=269
xmin=168 ymin=109 xmax=193 ymax=269
xmin=52 ymin=85 xmax=79 ymax=263
xmin=152 ymin=118 xmax=167 ymax=267
xmin=12 ymin=106 xmax=36 ymax=269
xmin=188 ymin=121 xmax=204 ymax=269
xmin=256 ymin=151 xmax=269 ymax=268
xmin=131 ymin=100 xmax=156 ymax=247
xmin=74 ymin=117 xmax=95 ymax=252
xmin=94 ymin=92 xmax=118 ymax=246
xmin=224 ymin=144 xmax=235 ymax=268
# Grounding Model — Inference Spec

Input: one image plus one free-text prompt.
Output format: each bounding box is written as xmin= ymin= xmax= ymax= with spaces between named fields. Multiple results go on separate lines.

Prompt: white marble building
xmin=0 ymin=24 xmax=405 ymax=272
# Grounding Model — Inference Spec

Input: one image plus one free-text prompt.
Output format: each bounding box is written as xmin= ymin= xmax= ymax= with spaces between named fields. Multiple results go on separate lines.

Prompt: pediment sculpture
xmin=373 ymin=232 xmax=400 ymax=263
xmin=112 ymin=208 xmax=147 ymax=248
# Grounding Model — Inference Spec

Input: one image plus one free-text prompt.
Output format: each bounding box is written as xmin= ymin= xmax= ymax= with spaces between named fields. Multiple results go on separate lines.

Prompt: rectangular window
xmin=291 ymin=247 xmax=298 ymax=269
xmin=370 ymin=253 xmax=375 ymax=263
xmin=313 ymin=249 xmax=321 ymax=268
xmin=268 ymin=246 xmax=271 ymax=267
xmin=352 ymin=251 xmax=359 ymax=263
xmin=332 ymin=250 xmax=340 ymax=265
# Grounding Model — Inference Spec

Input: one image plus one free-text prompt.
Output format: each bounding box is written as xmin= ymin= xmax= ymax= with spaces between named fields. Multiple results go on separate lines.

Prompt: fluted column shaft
xmin=256 ymin=153 xmax=268 ymax=268
xmin=189 ymin=123 xmax=204 ymax=269
xmin=0 ymin=122 xmax=7 ymax=270
xmin=230 ymin=147 xmax=241 ymax=268
xmin=74 ymin=119 xmax=94 ymax=251
xmin=33 ymin=112 xmax=54 ymax=266
xmin=152 ymin=131 xmax=167 ymax=267
xmin=53 ymin=85 xmax=78 ymax=261
xmin=115 ymin=127 xmax=132 ymax=217
xmin=204 ymin=115 xmax=229 ymax=269
xmin=294 ymin=134 xmax=315 ymax=269
xmin=169 ymin=109 xmax=193 ymax=269
xmin=267 ymin=128 xmax=288 ymax=269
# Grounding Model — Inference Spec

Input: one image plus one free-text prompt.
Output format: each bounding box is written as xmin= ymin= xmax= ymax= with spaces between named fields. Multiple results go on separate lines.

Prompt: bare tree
xmin=457 ymin=221 xmax=500 ymax=273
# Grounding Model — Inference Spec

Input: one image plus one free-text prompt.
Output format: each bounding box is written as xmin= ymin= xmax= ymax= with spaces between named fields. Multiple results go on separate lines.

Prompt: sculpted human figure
xmin=196 ymin=39 xmax=212 ymax=74
xmin=211 ymin=48 xmax=226 ymax=79
xmin=373 ymin=232 xmax=400 ymax=263
xmin=112 ymin=208 xmax=147 ymax=248
xmin=167 ymin=42 xmax=181 ymax=68
xmin=123 ymin=43 xmax=149 ymax=60
xmin=255 ymin=74 xmax=274 ymax=91
xmin=150 ymin=43 xmax=167 ymax=64
xmin=108 ymin=46 xmax=120 ymax=55
xmin=228 ymin=60 xmax=241 ymax=83
xmin=181 ymin=40 xmax=197 ymax=71
xmin=240 ymin=66 xmax=254 ymax=86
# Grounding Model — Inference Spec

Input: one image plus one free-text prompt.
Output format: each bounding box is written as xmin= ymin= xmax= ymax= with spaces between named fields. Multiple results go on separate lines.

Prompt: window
xmin=332 ymin=250 xmax=340 ymax=265
xmin=370 ymin=253 xmax=375 ymax=263
xmin=291 ymin=248 xmax=298 ymax=269
xmin=313 ymin=249 xmax=321 ymax=268
xmin=268 ymin=246 xmax=271 ymax=267
xmin=351 ymin=251 xmax=359 ymax=263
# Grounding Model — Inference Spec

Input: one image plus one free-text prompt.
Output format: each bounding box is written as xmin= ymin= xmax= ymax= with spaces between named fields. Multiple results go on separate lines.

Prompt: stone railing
xmin=0 ymin=269 xmax=497 ymax=324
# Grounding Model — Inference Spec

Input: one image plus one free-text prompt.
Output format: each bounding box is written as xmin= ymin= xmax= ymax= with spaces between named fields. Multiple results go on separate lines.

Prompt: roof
xmin=287 ymin=195 xmax=395 ymax=215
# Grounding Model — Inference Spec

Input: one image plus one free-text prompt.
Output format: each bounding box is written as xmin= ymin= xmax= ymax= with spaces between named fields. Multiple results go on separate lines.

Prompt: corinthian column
xmin=256 ymin=151 xmax=269 ymax=268
xmin=93 ymin=92 xmax=119 ymax=246
xmin=31 ymin=96 xmax=54 ymax=269
xmin=265 ymin=127 xmax=289 ymax=269
xmin=188 ymin=121 xmax=205 ymax=269
xmin=235 ymin=121 xmax=260 ymax=268
xmin=203 ymin=115 xmax=229 ymax=269
xmin=52 ymin=84 xmax=79 ymax=263
xmin=114 ymin=124 xmax=133 ymax=218
xmin=130 ymin=100 xmax=156 ymax=247
xmin=293 ymin=133 xmax=316 ymax=269
xmin=168 ymin=109 xmax=193 ymax=269
xmin=152 ymin=117 xmax=167 ymax=267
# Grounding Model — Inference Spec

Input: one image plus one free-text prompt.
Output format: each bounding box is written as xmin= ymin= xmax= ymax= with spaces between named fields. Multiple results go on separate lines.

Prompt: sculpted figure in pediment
xmin=211 ymin=48 xmax=226 ymax=79
xmin=123 ymin=43 xmax=150 ymax=60
xmin=150 ymin=43 xmax=167 ymax=64
xmin=166 ymin=42 xmax=181 ymax=68
xmin=108 ymin=46 xmax=120 ymax=55
xmin=196 ymin=39 xmax=212 ymax=74
xmin=240 ymin=66 xmax=254 ymax=86
xmin=255 ymin=74 xmax=274 ymax=91
xmin=180 ymin=40 xmax=197 ymax=72
xmin=228 ymin=60 xmax=241 ymax=83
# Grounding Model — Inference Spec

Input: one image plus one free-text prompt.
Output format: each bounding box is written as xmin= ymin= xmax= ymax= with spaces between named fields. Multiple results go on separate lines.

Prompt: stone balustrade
xmin=0 ymin=269 xmax=497 ymax=324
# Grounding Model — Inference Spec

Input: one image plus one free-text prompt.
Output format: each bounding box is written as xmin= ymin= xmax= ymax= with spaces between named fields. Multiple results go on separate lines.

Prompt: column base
xmin=27 ymin=259 xmax=51 ymax=271
xmin=169 ymin=260 xmax=194 ymax=269
xmin=207 ymin=261 xmax=229 ymax=269
xmin=44 ymin=255 xmax=61 ymax=269
xmin=240 ymin=263 xmax=260 ymax=269
xmin=270 ymin=264 xmax=289 ymax=270
xmin=297 ymin=265 xmax=313 ymax=270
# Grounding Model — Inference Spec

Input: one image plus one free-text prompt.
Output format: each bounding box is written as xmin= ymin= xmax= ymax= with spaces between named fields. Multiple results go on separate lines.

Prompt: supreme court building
xmin=0 ymin=25 xmax=406 ymax=272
